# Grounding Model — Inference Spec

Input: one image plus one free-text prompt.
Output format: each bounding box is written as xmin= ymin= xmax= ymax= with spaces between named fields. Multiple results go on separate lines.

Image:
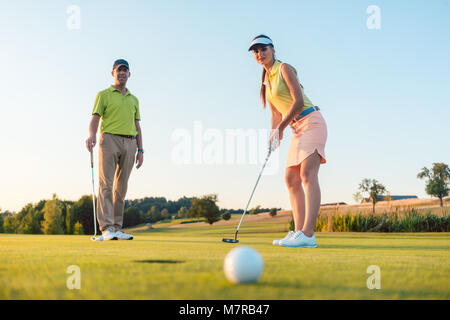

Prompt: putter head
xmin=91 ymin=236 xmax=103 ymax=241
xmin=222 ymin=238 xmax=239 ymax=243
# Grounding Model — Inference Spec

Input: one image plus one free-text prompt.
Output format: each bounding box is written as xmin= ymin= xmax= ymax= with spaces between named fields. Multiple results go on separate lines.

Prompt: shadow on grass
xmin=134 ymin=259 xmax=185 ymax=264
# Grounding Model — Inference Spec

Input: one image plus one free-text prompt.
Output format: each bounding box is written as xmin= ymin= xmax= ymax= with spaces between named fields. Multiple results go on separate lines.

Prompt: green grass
xmin=0 ymin=221 xmax=449 ymax=300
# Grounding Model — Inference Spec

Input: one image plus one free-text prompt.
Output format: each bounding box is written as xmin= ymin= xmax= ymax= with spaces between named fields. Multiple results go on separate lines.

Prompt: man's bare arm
xmin=135 ymin=119 xmax=144 ymax=169
xmin=86 ymin=114 xmax=100 ymax=152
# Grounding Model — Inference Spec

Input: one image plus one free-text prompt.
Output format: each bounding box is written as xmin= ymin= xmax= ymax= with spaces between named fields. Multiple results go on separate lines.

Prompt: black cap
xmin=113 ymin=59 xmax=129 ymax=70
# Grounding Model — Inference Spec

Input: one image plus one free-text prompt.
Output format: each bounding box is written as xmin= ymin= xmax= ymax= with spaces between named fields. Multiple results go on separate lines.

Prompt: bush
xmin=269 ymin=208 xmax=277 ymax=217
xmin=222 ymin=211 xmax=231 ymax=221
xmin=73 ymin=221 xmax=84 ymax=235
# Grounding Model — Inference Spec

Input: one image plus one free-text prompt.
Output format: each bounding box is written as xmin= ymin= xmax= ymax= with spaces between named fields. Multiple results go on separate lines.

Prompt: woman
xmin=249 ymin=35 xmax=327 ymax=248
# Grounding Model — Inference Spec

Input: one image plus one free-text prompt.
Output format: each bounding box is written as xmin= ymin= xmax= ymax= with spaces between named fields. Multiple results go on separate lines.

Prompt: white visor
xmin=248 ymin=37 xmax=273 ymax=51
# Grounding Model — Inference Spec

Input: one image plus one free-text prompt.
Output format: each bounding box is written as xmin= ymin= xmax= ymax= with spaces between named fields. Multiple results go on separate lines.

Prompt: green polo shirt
xmin=92 ymin=86 xmax=141 ymax=136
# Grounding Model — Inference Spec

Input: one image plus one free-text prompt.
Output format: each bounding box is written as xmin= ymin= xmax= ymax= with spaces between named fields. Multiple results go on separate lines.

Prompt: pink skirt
xmin=286 ymin=110 xmax=327 ymax=168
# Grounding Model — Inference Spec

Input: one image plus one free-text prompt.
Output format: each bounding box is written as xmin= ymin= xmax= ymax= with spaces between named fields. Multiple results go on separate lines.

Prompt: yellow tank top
xmin=265 ymin=60 xmax=314 ymax=117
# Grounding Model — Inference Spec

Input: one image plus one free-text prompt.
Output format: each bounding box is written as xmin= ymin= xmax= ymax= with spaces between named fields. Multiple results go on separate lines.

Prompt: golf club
xmin=90 ymin=151 xmax=101 ymax=241
xmin=223 ymin=146 xmax=272 ymax=243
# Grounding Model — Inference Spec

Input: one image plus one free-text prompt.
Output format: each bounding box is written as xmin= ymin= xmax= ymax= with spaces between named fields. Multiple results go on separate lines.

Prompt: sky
xmin=0 ymin=0 xmax=449 ymax=213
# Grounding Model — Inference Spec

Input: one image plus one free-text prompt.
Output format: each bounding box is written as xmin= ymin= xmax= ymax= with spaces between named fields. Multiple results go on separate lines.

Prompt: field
xmin=319 ymin=196 xmax=450 ymax=215
xmin=1 ymin=210 xmax=449 ymax=300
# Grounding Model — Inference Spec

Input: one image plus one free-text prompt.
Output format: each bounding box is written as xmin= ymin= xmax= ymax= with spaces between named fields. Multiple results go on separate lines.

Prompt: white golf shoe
xmin=115 ymin=230 xmax=134 ymax=240
xmin=280 ymin=231 xmax=317 ymax=248
xmin=99 ymin=228 xmax=118 ymax=241
xmin=272 ymin=231 xmax=295 ymax=246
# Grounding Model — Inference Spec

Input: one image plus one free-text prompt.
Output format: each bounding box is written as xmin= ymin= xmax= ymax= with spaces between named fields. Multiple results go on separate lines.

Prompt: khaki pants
xmin=97 ymin=133 xmax=137 ymax=232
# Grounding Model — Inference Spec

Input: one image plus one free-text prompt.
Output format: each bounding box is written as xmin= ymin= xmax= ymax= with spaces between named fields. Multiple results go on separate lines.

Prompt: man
xmin=86 ymin=59 xmax=144 ymax=240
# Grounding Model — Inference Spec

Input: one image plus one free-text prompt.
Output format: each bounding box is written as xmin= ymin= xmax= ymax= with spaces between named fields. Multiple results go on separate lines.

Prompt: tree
xmin=418 ymin=162 xmax=450 ymax=207
xmin=146 ymin=206 xmax=161 ymax=223
xmin=123 ymin=207 xmax=142 ymax=227
xmin=72 ymin=195 xmax=96 ymax=235
xmin=186 ymin=204 xmax=200 ymax=219
xmin=176 ymin=206 xmax=187 ymax=219
xmin=125 ymin=196 xmax=193 ymax=216
xmin=188 ymin=194 xmax=221 ymax=225
xmin=249 ymin=205 xmax=262 ymax=215
xmin=358 ymin=179 xmax=387 ymax=214
xmin=41 ymin=194 xmax=65 ymax=234
xmin=73 ymin=221 xmax=84 ymax=235
xmin=269 ymin=208 xmax=277 ymax=217
xmin=3 ymin=216 xmax=18 ymax=233
xmin=59 ymin=201 xmax=73 ymax=234
xmin=18 ymin=206 xmax=39 ymax=234
xmin=66 ymin=205 xmax=73 ymax=234
xmin=160 ymin=208 xmax=170 ymax=220
xmin=352 ymin=192 xmax=363 ymax=204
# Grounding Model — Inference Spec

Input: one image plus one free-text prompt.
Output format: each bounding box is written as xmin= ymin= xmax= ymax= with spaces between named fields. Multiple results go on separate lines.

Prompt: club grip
xmin=90 ymin=151 xmax=94 ymax=168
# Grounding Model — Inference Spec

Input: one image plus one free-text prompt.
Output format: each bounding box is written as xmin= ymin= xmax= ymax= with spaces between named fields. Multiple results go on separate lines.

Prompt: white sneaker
xmin=115 ymin=230 xmax=133 ymax=240
xmin=280 ymin=231 xmax=317 ymax=248
xmin=272 ymin=231 xmax=295 ymax=246
xmin=100 ymin=228 xmax=118 ymax=241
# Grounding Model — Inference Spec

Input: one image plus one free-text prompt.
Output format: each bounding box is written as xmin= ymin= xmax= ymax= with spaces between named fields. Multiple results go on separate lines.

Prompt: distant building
xmin=361 ymin=195 xmax=418 ymax=203
xmin=321 ymin=202 xmax=347 ymax=206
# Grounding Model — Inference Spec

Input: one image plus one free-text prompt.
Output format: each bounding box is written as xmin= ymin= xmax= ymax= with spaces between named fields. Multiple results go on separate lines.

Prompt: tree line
xmin=0 ymin=194 xmax=89 ymax=235
xmin=0 ymin=193 xmax=279 ymax=235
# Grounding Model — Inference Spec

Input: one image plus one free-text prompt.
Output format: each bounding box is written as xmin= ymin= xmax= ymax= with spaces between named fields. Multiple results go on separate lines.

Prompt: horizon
xmin=2 ymin=192 xmax=445 ymax=215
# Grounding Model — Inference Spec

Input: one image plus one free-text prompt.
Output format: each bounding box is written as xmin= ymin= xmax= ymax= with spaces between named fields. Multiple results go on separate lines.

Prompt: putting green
xmin=0 ymin=223 xmax=449 ymax=299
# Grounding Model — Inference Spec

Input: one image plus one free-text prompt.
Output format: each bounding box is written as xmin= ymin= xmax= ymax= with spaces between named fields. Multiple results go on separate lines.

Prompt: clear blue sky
xmin=1 ymin=0 xmax=449 ymax=212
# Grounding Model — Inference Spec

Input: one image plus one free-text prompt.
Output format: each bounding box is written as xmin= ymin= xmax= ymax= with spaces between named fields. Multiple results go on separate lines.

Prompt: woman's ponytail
xmin=260 ymin=68 xmax=267 ymax=108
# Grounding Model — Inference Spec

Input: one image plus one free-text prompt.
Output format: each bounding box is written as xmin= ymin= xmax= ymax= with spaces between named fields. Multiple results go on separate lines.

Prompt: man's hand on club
xmin=86 ymin=135 xmax=96 ymax=153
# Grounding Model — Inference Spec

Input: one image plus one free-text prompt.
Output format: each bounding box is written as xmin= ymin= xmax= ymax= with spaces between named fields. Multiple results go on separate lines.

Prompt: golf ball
xmin=223 ymin=246 xmax=264 ymax=284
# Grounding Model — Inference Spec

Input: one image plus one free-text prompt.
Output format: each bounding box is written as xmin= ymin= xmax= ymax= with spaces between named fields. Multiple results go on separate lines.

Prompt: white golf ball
xmin=223 ymin=246 xmax=264 ymax=284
